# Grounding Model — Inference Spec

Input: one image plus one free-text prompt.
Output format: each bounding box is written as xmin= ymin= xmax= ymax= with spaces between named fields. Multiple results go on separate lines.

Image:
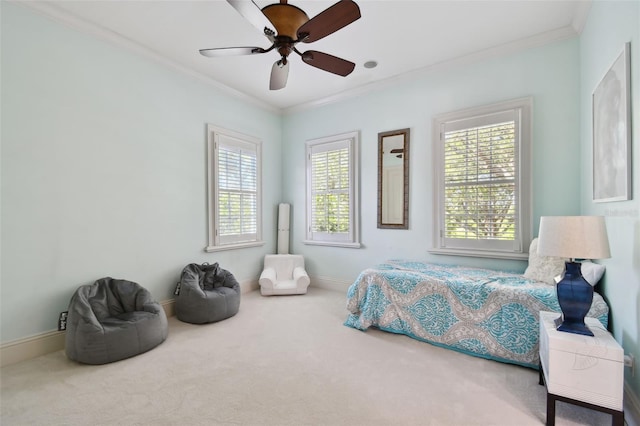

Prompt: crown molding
xmin=12 ymin=0 xmax=582 ymax=117
xmin=11 ymin=0 xmax=281 ymax=115
xmin=283 ymin=25 xmax=579 ymax=115
xmin=571 ymin=1 xmax=593 ymax=34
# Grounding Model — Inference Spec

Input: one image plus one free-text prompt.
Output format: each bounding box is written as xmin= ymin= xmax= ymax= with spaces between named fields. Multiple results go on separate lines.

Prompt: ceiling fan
xmin=200 ymin=0 xmax=361 ymax=90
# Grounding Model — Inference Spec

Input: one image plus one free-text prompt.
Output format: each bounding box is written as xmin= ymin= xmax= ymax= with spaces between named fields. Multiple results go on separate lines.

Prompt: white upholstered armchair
xmin=259 ymin=254 xmax=310 ymax=296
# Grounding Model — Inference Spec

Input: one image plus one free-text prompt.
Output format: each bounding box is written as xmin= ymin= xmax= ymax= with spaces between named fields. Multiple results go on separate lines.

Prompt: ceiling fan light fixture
xmin=270 ymin=58 xmax=290 ymax=90
xmin=202 ymin=0 xmax=361 ymax=90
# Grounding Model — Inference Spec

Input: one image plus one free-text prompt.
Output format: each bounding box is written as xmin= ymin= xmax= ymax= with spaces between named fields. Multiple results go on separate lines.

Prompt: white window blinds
xmin=443 ymin=111 xmax=518 ymax=244
xmin=432 ymin=98 xmax=532 ymax=258
xmin=217 ymin=139 xmax=258 ymax=244
xmin=305 ymin=132 xmax=360 ymax=247
xmin=206 ymin=125 xmax=262 ymax=251
xmin=311 ymin=142 xmax=350 ymax=235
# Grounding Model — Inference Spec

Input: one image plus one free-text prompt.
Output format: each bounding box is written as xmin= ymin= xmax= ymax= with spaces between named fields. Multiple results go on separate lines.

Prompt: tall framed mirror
xmin=378 ymin=128 xmax=410 ymax=229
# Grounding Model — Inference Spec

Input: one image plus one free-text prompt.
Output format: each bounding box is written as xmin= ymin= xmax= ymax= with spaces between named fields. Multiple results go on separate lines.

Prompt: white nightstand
xmin=539 ymin=311 xmax=624 ymax=426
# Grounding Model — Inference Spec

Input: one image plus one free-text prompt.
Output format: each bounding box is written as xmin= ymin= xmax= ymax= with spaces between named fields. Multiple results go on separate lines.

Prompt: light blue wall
xmin=3 ymin=3 xmax=638 ymax=407
xmin=579 ymin=0 xmax=640 ymax=402
xmin=1 ymin=3 xmax=282 ymax=343
xmin=283 ymin=39 xmax=582 ymax=281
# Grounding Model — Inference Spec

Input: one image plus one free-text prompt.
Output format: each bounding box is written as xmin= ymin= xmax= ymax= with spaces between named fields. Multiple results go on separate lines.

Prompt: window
xmin=305 ymin=131 xmax=360 ymax=248
xmin=206 ymin=125 xmax=263 ymax=252
xmin=431 ymin=98 xmax=532 ymax=259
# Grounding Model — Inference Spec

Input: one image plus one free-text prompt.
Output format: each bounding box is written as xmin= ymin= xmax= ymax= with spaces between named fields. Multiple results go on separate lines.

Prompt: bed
xmin=344 ymin=258 xmax=609 ymax=369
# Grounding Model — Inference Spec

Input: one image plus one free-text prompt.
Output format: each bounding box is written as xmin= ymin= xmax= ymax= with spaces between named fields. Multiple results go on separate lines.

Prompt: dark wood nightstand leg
xmin=546 ymin=392 xmax=556 ymax=426
xmin=539 ymin=363 xmax=544 ymax=385
xmin=612 ymin=410 xmax=624 ymax=426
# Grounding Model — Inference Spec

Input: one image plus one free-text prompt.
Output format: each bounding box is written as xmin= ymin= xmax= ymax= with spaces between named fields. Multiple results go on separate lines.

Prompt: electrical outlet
xmin=624 ymin=354 xmax=635 ymax=377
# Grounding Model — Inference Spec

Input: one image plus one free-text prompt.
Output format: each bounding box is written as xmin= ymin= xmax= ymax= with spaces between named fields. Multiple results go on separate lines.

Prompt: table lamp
xmin=537 ymin=216 xmax=610 ymax=336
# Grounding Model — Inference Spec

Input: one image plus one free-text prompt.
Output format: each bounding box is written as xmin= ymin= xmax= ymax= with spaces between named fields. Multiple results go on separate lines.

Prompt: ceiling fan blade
xmin=199 ymin=46 xmax=266 ymax=57
xmin=227 ymin=0 xmax=276 ymax=41
xmin=270 ymin=59 xmax=289 ymax=90
xmin=301 ymin=50 xmax=355 ymax=76
xmin=296 ymin=0 xmax=361 ymax=43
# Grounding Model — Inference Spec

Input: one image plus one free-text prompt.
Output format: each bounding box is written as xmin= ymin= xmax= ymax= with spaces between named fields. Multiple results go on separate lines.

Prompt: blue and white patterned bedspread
xmin=344 ymin=260 xmax=609 ymax=368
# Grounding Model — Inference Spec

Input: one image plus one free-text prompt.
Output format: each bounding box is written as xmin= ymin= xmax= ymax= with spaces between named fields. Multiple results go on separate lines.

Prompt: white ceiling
xmin=22 ymin=0 xmax=591 ymax=112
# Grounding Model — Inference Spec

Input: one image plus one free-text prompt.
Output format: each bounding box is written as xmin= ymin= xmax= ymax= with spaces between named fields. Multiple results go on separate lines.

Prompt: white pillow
xmin=523 ymin=238 xmax=567 ymax=285
xmin=580 ymin=261 xmax=606 ymax=286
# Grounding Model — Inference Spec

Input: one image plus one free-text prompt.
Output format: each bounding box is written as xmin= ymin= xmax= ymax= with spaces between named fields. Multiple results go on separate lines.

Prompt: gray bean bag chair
xmin=65 ymin=277 xmax=168 ymax=365
xmin=175 ymin=263 xmax=241 ymax=324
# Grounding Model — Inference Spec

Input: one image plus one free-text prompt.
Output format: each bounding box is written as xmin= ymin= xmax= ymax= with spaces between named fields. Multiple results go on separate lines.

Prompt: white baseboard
xmin=161 ymin=298 xmax=175 ymax=318
xmin=241 ymin=279 xmax=259 ymax=294
xmin=625 ymin=381 xmax=640 ymax=426
xmin=309 ymin=275 xmax=351 ymax=292
xmin=0 ymin=329 xmax=66 ymax=368
xmin=0 ymin=280 xmax=258 ymax=367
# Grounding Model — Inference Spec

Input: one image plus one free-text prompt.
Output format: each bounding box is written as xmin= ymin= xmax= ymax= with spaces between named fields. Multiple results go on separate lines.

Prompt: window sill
xmin=303 ymin=240 xmax=361 ymax=249
xmin=428 ymin=248 xmax=528 ymax=261
xmin=205 ymin=241 xmax=265 ymax=252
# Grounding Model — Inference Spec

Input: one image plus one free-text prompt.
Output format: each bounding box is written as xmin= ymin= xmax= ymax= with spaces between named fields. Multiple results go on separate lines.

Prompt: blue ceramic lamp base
xmin=556 ymin=261 xmax=594 ymax=337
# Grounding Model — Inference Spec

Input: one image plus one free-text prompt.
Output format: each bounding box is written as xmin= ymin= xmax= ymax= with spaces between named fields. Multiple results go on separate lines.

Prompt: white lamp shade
xmin=537 ymin=216 xmax=611 ymax=260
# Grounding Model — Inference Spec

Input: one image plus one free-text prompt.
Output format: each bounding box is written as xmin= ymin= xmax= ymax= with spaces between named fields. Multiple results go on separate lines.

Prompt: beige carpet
xmin=1 ymin=288 xmax=613 ymax=425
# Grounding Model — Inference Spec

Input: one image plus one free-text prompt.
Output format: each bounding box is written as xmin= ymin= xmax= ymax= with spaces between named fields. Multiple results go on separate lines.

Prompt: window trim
xmin=430 ymin=97 xmax=533 ymax=260
xmin=205 ymin=124 xmax=264 ymax=252
xmin=304 ymin=131 xmax=361 ymax=249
